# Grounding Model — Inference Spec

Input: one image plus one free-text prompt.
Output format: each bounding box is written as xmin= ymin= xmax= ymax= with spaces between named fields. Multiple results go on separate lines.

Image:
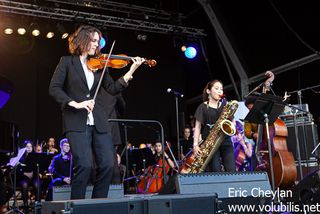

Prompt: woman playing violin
xmin=49 ymin=25 xmax=145 ymax=199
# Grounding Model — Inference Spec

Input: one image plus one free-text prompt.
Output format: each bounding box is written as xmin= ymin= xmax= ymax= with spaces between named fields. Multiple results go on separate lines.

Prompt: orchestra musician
xmin=154 ymin=141 xmax=175 ymax=170
xmin=43 ymin=137 xmax=59 ymax=155
xmin=48 ymin=138 xmax=72 ymax=187
xmin=49 ymin=25 xmax=145 ymax=199
xmin=232 ymin=121 xmax=255 ymax=171
xmin=193 ymin=80 xmax=236 ymax=172
xmin=137 ymin=141 xmax=175 ymax=194
xmin=12 ymin=140 xmax=37 ymax=212
xmin=179 ymin=126 xmax=193 ymax=160
xmin=46 ymin=138 xmax=72 ymax=201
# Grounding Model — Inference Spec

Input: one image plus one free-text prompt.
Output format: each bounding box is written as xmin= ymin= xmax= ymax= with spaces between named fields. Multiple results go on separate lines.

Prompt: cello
xmin=257 ymin=71 xmax=297 ymax=189
xmin=137 ymin=143 xmax=170 ymax=193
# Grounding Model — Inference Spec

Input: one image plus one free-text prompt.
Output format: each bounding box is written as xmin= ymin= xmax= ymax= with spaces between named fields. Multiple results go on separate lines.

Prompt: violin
xmin=87 ymin=53 xmax=157 ymax=71
xmin=62 ymin=153 xmax=72 ymax=161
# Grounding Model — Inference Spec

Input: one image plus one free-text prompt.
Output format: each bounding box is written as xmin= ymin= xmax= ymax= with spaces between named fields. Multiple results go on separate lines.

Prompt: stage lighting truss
xmin=0 ymin=0 xmax=206 ymax=37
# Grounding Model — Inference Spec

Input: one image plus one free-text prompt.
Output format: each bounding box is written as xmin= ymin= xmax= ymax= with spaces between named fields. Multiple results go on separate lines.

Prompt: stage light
xmin=17 ymin=27 xmax=26 ymax=35
xmin=137 ymin=34 xmax=147 ymax=41
xmin=181 ymin=45 xmax=187 ymax=52
xmin=29 ymin=23 xmax=40 ymax=37
xmin=184 ymin=46 xmax=197 ymax=59
xmin=61 ymin=32 xmax=69 ymax=39
xmin=57 ymin=23 xmax=69 ymax=39
xmin=99 ymin=36 xmax=106 ymax=49
xmin=4 ymin=28 xmax=13 ymax=35
xmin=46 ymin=31 xmax=54 ymax=39
xmin=32 ymin=29 xmax=40 ymax=37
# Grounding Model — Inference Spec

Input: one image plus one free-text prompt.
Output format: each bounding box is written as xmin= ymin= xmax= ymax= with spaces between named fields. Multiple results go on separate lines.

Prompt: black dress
xmin=194 ymin=102 xmax=236 ymax=172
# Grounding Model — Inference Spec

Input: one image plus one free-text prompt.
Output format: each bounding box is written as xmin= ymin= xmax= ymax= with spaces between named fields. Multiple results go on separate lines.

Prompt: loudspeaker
xmin=291 ymin=170 xmax=320 ymax=205
xmin=146 ymin=194 xmax=217 ymax=214
xmin=176 ymin=171 xmax=271 ymax=213
xmin=52 ymin=184 xmax=123 ymax=201
xmin=286 ymin=122 xmax=318 ymax=160
xmin=42 ymin=198 xmax=145 ymax=214
xmin=42 ymin=194 xmax=218 ymax=214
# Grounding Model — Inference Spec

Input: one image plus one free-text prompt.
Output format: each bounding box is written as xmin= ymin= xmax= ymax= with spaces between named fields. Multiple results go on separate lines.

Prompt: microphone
xmin=167 ymin=88 xmax=184 ymax=98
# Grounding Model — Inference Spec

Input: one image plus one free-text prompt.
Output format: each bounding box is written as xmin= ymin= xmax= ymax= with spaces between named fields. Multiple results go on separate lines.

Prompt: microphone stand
xmin=174 ymin=94 xmax=182 ymax=161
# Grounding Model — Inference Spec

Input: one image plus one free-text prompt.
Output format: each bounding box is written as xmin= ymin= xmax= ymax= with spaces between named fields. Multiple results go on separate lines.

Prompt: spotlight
xmin=17 ymin=27 xmax=26 ymax=35
xmin=137 ymin=34 xmax=147 ymax=41
xmin=4 ymin=28 xmax=13 ymax=35
xmin=32 ymin=29 xmax=40 ymax=37
xmin=184 ymin=46 xmax=197 ymax=59
xmin=46 ymin=31 xmax=54 ymax=39
xmin=99 ymin=36 xmax=106 ymax=49
xmin=61 ymin=32 xmax=69 ymax=39
xmin=181 ymin=45 xmax=187 ymax=52
xmin=29 ymin=23 xmax=41 ymax=37
xmin=57 ymin=23 xmax=69 ymax=39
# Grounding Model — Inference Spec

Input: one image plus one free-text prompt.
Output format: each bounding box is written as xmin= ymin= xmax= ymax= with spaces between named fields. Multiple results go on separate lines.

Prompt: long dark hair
xmin=202 ymin=79 xmax=223 ymax=102
xmin=68 ymin=25 xmax=101 ymax=56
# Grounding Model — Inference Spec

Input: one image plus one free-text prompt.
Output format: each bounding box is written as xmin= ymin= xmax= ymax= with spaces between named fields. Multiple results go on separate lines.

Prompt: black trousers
xmin=209 ymin=137 xmax=236 ymax=172
xmin=67 ymin=125 xmax=114 ymax=199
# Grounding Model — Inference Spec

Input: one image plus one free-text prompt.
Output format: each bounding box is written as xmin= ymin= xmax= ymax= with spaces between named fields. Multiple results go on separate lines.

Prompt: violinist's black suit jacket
xmin=49 ymin=55 xmax=128 ymax=134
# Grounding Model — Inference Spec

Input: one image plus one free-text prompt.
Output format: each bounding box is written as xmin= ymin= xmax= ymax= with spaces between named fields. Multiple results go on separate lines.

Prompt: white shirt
xmin=80 ymin=57 xmax=94 ymax=125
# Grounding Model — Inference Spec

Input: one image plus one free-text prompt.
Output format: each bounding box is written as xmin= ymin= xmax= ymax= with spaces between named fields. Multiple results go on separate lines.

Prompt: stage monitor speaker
xmin=52 ymin=184 xmax=123 ymax=201
xmin=176 ymin=171 xmax=271 ymax=213
xmin=291 ymin=169 xmax=320 ymax=205
xmin=286 ymin=122 xmax=318 ymax=160
xmin=145 ymin=194 xmax=217 ymax=214
xmin=42 ymin=194 xmax=218 ymax=214
xmin=42 ymin=198 xmax=145 ymax=214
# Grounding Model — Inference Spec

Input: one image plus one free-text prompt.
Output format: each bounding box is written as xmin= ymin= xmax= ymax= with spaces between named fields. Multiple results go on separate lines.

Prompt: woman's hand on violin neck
xmin=68 ymin=99 xmax=95 ymax=112
xmin=128 ymin=57 xmax=145 ymax=73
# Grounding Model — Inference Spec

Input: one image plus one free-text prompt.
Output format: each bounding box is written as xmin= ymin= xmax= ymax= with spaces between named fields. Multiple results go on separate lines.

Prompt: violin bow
xmin=93 ymin=40 xmax=116 ymax=101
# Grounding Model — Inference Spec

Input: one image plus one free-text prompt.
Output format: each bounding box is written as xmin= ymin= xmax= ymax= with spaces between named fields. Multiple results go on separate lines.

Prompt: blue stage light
xmin=184 ymin=46 xmax=197 ymax=59
xmin=99 ymin=36 xmax=106 ymax=49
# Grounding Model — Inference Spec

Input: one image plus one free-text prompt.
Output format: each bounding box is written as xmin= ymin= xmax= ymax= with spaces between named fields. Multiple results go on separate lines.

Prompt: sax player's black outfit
xmin=194 ymin=102 xmax=236 ymax=172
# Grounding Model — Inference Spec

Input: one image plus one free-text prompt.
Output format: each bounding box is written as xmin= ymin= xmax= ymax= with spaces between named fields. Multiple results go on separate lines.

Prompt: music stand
xmin=130 ymin=148 xmax=156 ymax=173
xmin=245 ymin=93 xmax=285 ymax=192
xmin=24 ymin=152 xmax=54 ymax=208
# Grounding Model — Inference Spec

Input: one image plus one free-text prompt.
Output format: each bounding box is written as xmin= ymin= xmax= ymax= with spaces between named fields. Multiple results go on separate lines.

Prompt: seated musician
xmin=46 ymin=138 xmax=71 ymax=201
xmin=179 ymin=126 xmax=193 ymax=160
xmin=13 ymin=140 xmax=37 ymax=212
xmin=232 ymin=121 xmax=255 ymax=171
xmin=48 ymin=138 xmax=72 ymax=187
xmin=154 ymin=141 xmax=175 ymax=170
xmin=43 ymin=137 xmax=59 ymax=155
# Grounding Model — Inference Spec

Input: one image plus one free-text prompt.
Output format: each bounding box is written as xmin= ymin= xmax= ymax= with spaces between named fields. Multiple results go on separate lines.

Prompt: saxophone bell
xmin=220 ymin=119 xmax=236 ymax=136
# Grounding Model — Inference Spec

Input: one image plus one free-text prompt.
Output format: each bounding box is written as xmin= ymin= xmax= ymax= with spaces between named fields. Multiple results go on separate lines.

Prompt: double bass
xmin=257 ymin=71 xmax=297 ymax=189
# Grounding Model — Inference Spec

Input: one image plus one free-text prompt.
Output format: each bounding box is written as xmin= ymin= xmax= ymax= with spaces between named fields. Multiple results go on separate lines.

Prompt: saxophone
xmin=180 ymin=100 xmax=239 ymax=173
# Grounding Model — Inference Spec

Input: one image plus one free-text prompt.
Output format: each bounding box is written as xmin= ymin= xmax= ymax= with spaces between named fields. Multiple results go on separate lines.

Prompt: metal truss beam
xmin=197 ymin=0 xmax=249 ymax=98
xmin=0 ymin=0 xmax=206 ymax=36
xmin=46 ymin=0 xmax=184 ymax=22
